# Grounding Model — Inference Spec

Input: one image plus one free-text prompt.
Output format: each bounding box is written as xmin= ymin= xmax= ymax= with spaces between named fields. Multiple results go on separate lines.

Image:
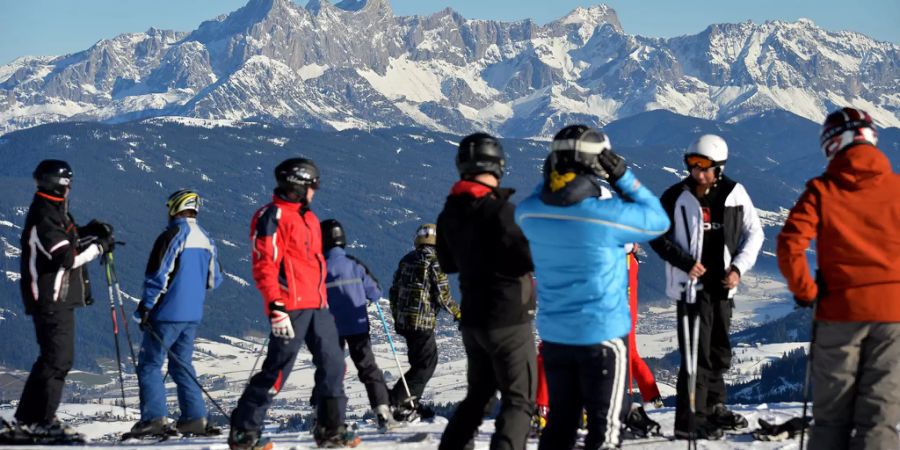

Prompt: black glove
xmin=135 ymin=303 xmax=151 ymax=331
xmin=596 ymin=149 xmax=627 ymax=183
xmin=96 ymin=235 xmax=116 ymax=254
xmin=794 ymin=296 xmax=814 ymax=309
xmin=81 ymin=220 xmax=114 ymax=239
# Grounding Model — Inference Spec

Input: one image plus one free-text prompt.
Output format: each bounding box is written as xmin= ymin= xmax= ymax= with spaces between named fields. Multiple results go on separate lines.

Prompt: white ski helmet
xmin=685 ymin=134 xmax=728 ymax=176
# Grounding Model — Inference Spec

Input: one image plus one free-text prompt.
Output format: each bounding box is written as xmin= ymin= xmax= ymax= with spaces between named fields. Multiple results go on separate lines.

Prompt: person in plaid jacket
xmin=388 ymin=223 xmax=460 ymax=419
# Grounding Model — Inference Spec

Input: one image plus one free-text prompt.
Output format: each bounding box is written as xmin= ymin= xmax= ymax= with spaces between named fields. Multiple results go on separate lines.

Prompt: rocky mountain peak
xmin=0 ymin=0 xmax=897 ymax=137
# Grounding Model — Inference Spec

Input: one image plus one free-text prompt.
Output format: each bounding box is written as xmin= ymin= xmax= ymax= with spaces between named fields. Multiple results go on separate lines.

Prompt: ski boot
xmin=752 ymin=417 xmax=812 ymax=441
xmin=623 ymin=403 xmax=661 ymax=438
xmin=674 ymin=422 xmax=724 ymax=441
xmin=122 ymin=418 xmax=171 ymax=440
xmin=393 ymin=402 xmax=419 ymax=423
xmin=177 ymin=417 xmax=222 ymax=436
xmin=13 ymin=418 xmax=86 ymax=445
xmin=313 ymin=424 xmax=361 ymax=448
xmin=375 ymin=405 xmax=402 ymax=433
xmin=709 ymin=403 xmax=749 ymax=430
xmin=415 ymin=402 xmax=436 ymax=420
xmin=228 ymin=427 xmax=273 ymax=450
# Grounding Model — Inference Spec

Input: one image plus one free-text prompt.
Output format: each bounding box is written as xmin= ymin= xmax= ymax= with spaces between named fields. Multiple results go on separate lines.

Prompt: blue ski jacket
xmin=325 ymin=247 xmax=383 ymax=336
xmin=138 ymin=217 xmax=222 ymax=323
xmin=515 ymin=170 xmax=669 ymax=345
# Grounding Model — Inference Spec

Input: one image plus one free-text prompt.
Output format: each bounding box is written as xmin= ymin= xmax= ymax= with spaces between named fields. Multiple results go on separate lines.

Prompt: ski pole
xmin=106 ymin=252 xmax=138 ymax=369
xmin=104 ymin=252 xmax=128 ymax=417
xmin=682 ymin=278 xmax=699 ymax=450
xmin=144 ymin=325 xmax=230 ymax=419
xmin=373 ymin=300 xmax=417 ymax=410
xmin=799 ymin=302 xmax=818 ymax=450
xmin=246 ymin=336 xmax=270 ymax=387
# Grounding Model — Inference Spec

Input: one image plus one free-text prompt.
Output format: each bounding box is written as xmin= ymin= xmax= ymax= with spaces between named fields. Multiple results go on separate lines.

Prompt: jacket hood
xmin=826 ymin=144 xmax=892 ymax=191
xmin=540 ymin=174 xmax=610 ymax=206
xmin=325 ymin=246 xmax=346 ymax=260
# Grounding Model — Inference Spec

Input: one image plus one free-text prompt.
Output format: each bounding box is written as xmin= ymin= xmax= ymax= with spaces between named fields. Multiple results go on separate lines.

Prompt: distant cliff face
xmin=1 ymin=0 xmax=897 ymax=137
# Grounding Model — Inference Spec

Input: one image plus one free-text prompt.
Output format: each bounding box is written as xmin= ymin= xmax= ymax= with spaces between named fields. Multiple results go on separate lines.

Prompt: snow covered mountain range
xmin=1 ymin=0 xmax=897 ymax=137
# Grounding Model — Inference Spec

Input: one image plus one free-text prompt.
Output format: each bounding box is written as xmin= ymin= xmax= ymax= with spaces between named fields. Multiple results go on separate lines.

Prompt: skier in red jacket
xmin=228 ymin=158 xmax=359 ymax=450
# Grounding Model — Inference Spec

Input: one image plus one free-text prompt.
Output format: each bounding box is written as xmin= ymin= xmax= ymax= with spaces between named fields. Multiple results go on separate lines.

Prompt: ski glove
xmin=596 ymin=148 xmax=627 ymax=183
xmin=794 ymin=296 xmax=814 ymax=309
xmin=269 ymin=301 xmax=294 ymax=339
xmin=81 ymin=219 xmax=114 ymax=241
xmin=133 ymin=303 xmax=152 ymax=331
xmin=96 ymin=235 xmax=116 ymax=254
xmin=81 ymin=220 xmax=116 ymax=254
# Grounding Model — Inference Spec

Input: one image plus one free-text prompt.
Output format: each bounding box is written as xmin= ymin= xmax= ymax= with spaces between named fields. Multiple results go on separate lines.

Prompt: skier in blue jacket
xmin=515 ymin=125 xmax=669 ymax=450
xmin=320 ymin=219 xmax=399 ymax=432
xmin=129 ymin=189 xmax=222 ymax=438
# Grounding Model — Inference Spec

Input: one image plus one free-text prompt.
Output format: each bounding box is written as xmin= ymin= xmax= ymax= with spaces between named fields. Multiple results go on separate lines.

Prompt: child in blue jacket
xmin=320 ymin=219 xmax=399 ymax=432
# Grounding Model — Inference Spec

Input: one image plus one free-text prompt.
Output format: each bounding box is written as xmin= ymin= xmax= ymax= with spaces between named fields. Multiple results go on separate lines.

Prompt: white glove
xmin=269 ymin=301 xmax=294 ymax=339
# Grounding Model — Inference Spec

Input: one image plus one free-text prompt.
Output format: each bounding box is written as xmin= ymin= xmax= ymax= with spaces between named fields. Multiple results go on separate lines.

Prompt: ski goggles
xmin=684 ymin=155 xmax=717 ymax=170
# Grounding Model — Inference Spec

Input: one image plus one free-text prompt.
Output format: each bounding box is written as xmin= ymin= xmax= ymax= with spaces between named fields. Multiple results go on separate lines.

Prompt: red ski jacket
xmin=778 ymin=144 xmax=900 ymax=322
xmin=250 ymin=195 xmax=327 ymax=315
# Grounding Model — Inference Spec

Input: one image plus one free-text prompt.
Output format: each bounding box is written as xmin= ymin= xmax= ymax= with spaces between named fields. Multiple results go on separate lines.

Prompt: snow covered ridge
xmin=0 ymin=0 xmax=897 ymax=137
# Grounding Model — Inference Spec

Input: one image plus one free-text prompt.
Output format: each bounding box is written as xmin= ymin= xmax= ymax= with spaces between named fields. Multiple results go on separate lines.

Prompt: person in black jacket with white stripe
xmin=15 ymin=160 xmax=114 ymax=438
xmin=649 ymin=135 xmax=763 ymax=440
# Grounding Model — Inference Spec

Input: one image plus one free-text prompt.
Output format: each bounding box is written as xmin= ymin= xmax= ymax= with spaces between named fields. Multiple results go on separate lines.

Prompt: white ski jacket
xmin=650 ymin=176 xmax=764 ymax=302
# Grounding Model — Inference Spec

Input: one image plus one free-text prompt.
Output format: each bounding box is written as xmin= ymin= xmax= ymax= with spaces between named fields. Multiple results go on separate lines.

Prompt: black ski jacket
xmin=19 ymin=192 xmax=98 ymax=314
xmin=436 ymin=180 xmax=535 ymax=329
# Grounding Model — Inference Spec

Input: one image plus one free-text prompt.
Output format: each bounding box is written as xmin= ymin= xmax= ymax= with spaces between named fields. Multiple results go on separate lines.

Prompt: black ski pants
xmin=231 ymin=309 xmax=346 ymax=433
xmin=439 ymin=323 xmax=536 ymax=450
xmin=309 ymin=332 xmax=390 ymax=410
xmin=538 ymin=337 xmax=629 ymax=450
xmin=334 ymin=332 xmax=390 ymax=409
xmin=16 ymin=308 xmax=75 ymax=425
xmin=674 ymin=289 xmax=733 ymax=432
xmin=390 ymin=329 xmax=437 ymax=406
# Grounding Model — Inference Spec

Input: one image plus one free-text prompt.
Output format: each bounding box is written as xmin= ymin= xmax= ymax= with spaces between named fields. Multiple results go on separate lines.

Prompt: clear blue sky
xmin=1 ymin=0 xmax=897 ymax=65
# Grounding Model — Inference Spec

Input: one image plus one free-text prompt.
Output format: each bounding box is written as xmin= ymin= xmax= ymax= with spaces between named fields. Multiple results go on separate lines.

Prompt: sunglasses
xmin=685 ymin=155 xmax=716 ymax=170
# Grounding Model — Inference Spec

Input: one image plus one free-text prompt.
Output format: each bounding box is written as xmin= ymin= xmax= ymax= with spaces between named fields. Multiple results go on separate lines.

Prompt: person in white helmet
xmin=648 ymin=134 xmax=764 ymax=440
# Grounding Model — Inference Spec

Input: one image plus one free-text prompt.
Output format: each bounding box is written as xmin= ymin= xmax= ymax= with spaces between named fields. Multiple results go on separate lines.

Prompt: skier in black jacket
xmin=437 ymin=133 xmax=537 ymax=450
xmin=14 ymin=160 xmax=115 ymax=439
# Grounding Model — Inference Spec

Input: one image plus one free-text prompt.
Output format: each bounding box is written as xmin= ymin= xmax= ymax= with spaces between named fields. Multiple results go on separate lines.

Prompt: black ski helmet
xmin=274 ymin=158 xmax=320 ymax=200
xmin=456 ymin=133 xmax=505 ymax=179
xmin=33 ymin=159 xmax=73 ymax=197
xmin=320 ymin=219 xmax=346 ymax=251
xmin=545 ymin=125 xmax=611 ymax=179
